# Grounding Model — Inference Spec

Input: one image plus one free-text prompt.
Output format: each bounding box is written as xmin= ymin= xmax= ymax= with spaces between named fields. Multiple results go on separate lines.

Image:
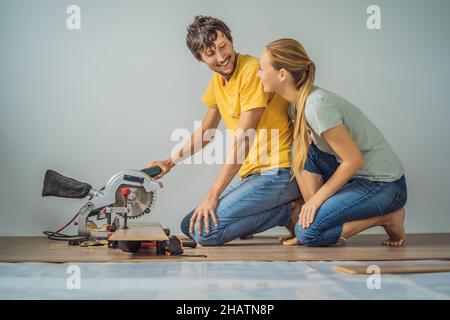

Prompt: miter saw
xmin=42 ymin=167 xmax=163 ymax=238
xmin=41 ymin=166 xmax=199 ymax=255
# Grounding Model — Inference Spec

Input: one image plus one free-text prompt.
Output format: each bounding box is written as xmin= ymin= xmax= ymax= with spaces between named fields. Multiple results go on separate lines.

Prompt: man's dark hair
xmin=186 ymin=16 xmax=233 ymax=61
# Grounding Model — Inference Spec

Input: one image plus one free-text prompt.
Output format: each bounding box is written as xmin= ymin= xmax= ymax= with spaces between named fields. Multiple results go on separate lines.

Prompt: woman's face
xmin=257 ymin=49 xmax=283 ymax=93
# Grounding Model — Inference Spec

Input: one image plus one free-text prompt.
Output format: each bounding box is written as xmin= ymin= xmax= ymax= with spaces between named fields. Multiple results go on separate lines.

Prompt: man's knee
xmin=193 ymin=232 xmax=226 ymax=246
xmin=180 ymin=213 xmax=193 ymax=238
xmin=190 ymin=221 xmax=229 ymax=246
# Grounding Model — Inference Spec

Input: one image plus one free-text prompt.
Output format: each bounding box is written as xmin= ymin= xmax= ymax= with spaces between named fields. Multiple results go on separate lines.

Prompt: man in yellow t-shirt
xmin=146 ymin=16 xmax=300 ymax=245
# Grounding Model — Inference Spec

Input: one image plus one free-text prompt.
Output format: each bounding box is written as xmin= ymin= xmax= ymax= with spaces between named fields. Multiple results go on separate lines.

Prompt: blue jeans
xmin=294 ymin=143 xmax=408 ymax=247
xmin=180 ymin=168 xmax=301 ymax=246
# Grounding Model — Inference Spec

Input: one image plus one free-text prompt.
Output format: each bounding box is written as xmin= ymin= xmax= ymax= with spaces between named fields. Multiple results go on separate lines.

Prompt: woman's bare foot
xmin=279 ymin=199 xmax=303 ymax=245
xmin=382 ymin=207 xmax=406 ymax=247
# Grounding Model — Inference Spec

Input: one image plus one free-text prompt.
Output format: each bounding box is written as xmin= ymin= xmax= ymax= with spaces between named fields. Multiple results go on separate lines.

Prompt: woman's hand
xmin=299 ymin=196 xmax=324 ymax=229
xmin=189 ymin=191 xmax=219 ymax=235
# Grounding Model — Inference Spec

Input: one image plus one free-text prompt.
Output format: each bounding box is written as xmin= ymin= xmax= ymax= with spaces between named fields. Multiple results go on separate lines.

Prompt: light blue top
xmin=304 ymin=86 xmax=405 ymax=182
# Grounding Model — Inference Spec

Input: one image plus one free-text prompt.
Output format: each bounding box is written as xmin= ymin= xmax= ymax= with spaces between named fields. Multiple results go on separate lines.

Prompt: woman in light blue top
xmin=257 ymin=38 xmax=407 ymax=247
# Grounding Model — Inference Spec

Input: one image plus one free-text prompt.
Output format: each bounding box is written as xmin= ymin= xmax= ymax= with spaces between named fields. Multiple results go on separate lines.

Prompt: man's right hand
xmin=145 ymin=159 xmax=174 ymax=180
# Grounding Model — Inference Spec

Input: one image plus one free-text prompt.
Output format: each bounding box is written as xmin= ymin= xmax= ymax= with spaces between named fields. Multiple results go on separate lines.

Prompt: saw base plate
xmin=109 ymin=223 xmax=169 ymax=241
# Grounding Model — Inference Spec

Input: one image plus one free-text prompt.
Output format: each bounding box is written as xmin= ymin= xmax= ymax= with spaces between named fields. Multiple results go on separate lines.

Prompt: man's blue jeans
xmin=180 ymin=168 xmax=300 ymax=246
xmin=294 ymin=143 xmax=408 ymax=247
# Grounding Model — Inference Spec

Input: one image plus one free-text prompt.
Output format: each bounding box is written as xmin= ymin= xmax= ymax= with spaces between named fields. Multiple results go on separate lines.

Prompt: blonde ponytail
xmin=266 ymin=39 xmax=315 ymax=176
xmin=292 ymin=62 xmax=315 ymax=174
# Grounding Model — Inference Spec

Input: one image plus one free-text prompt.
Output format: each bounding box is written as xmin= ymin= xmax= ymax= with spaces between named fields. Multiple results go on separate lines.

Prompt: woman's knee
xmin=295 ymin=224 xmax=337 ymax=247
xmin=294 ymin=223 xmax=318 ymax=246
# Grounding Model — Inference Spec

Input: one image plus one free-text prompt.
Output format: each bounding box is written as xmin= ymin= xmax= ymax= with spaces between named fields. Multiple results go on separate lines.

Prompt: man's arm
xmin=190 ymin=107 xmax=265 ymax=234
xmin=170 ymin=108 xmax=222 ymax=165
xmin=146 ymin=108 xmax=221 ymax=179
xmin=210 ymin=107 xmax=265 ymax=196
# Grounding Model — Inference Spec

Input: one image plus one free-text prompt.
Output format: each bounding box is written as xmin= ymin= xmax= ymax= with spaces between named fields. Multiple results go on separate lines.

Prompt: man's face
xmin=199 ymin=31 xmax=236 ymax=77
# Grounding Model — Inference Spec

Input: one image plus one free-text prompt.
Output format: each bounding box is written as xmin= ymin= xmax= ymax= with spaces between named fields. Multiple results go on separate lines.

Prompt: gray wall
xmin=1 ymin=0 xmax=449 ymax=236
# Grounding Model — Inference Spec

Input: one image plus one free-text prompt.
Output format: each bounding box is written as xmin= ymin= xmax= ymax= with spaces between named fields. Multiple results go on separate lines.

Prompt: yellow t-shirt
xmin=201 ymin=54 xmax=293 ymax=178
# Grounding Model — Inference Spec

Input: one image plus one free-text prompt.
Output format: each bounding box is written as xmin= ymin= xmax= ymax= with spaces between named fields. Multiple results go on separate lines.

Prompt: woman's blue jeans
xmin=180 ymin=168 xmax=301 ymax=246
xmin=294 ymin=143 xmax=408 ymax=247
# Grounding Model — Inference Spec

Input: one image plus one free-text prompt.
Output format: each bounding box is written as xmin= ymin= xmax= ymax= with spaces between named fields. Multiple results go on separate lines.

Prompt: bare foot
xmin=279 ymin=199 xmax=303 ymax=245
xmin=282 ymin=236 xmax=300 ymax=246
xmin=382 ymin=207 xmax=406 ymax=247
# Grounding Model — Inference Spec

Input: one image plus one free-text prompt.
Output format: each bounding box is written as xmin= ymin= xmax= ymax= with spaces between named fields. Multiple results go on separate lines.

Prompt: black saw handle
xmin=141 ymin=166 xmax=162 ymax=177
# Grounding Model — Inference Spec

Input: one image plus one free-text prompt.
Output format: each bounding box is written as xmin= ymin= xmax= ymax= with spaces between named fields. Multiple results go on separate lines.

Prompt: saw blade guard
xmin=90 ymin=169 xmax=163 ymax=211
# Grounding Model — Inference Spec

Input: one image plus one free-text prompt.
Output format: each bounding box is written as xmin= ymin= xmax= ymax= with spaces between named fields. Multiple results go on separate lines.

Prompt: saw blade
xmin=114 ymin=186 xmax=156 ymax=219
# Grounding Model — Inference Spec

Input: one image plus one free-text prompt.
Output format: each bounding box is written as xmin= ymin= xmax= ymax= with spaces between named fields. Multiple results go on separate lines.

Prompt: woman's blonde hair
xmin=266 ymin=38 xmax=315 ymax=176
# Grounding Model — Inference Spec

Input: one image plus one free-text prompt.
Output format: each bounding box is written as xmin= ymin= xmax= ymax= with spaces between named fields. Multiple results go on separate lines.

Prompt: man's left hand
xmin=189 ymin=191 xmax=219 ymax=235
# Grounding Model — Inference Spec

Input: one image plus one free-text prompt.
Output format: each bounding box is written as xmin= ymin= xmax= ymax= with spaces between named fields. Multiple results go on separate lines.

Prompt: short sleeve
xmin=239 ymin=64 xmax=267 ymax=112
xmin=305 ymin=96 xmax=343 ymax=136
xmin=201 ymin=77 xmax=218 ymax=109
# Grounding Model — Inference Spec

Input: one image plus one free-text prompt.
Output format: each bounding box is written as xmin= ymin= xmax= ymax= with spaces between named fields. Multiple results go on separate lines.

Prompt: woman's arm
xmin=299 ymin=124 xmax=364 ymax=228
xmin=313 ymin=124 xmax=364 ymax=203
